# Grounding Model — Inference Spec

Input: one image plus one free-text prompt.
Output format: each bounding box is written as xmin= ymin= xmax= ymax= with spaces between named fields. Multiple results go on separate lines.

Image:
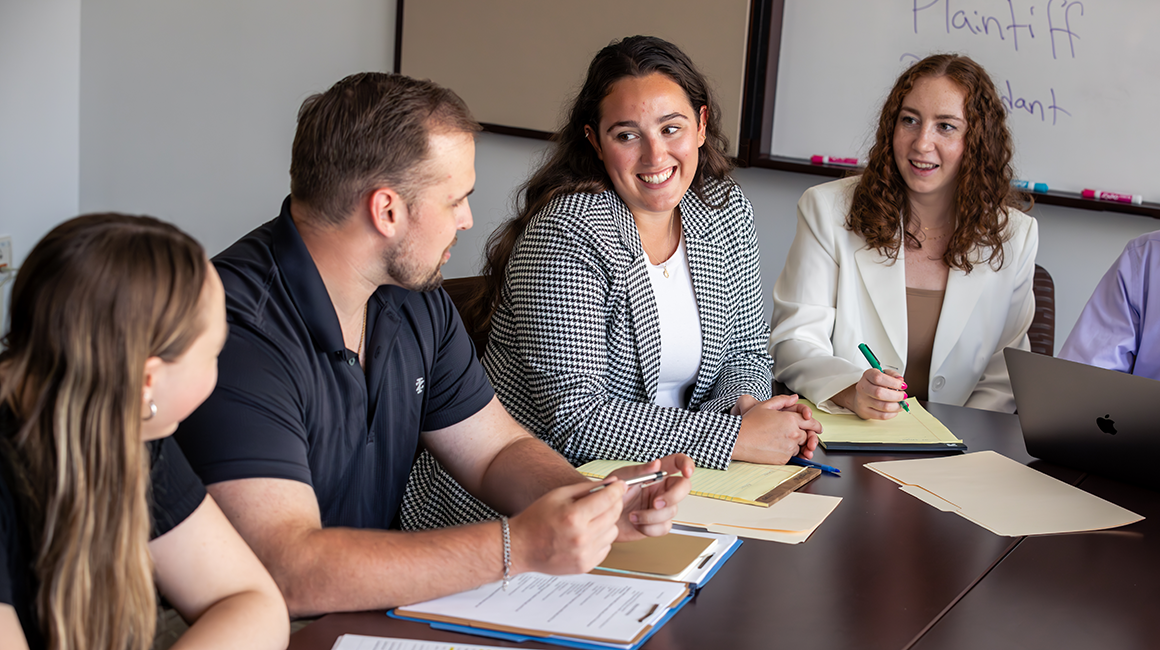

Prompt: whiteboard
xmin=770 ymin=0 xmax=1160 ymax=201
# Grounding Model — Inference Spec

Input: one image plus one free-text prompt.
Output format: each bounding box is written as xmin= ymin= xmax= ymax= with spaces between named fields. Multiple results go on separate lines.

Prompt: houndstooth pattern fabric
xmin=399 ymin=178 xmax=774 ymax=531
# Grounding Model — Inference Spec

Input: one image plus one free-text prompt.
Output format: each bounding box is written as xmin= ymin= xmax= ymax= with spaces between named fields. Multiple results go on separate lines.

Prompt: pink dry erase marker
xmin=811 ymin=155 xmax=864 ymax=167
xmin=1082 ymin=189 xmax=1144 ymax=205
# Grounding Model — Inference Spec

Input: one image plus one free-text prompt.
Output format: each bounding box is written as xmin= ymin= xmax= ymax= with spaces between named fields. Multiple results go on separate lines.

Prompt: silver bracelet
xmin=500 ymin=516 xmax=512 ymax=591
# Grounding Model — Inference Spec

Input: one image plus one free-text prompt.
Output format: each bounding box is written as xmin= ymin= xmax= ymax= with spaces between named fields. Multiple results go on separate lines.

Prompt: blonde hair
xmin=0 ymin=214 xmax=207 ymax=650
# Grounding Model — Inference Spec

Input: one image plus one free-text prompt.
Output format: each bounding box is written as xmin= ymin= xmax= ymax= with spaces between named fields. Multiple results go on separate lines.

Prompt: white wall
xmin=6 ymin=0 xmax=1159 ymax=351
xmin=0 ymin=0 xmax=80 ymax=330
xmin=79 ymin=0 xmax=394 ymax=256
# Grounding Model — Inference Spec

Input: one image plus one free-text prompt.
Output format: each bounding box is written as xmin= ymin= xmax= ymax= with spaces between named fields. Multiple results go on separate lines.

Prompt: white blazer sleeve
xmin=769 ymin=181 xmax=865 ymax=411
xmin=962 ymin=214 xmax=1038 ymax=412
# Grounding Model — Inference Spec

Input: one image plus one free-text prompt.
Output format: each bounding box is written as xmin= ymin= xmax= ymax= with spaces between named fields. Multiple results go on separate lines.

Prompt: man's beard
xmin=384 ymin=233 xmax=455 ymax=292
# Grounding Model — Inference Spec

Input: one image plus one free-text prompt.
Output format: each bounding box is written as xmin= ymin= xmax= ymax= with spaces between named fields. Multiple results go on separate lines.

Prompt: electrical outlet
xmin=0 ymin=236 xmax=11 ymax=269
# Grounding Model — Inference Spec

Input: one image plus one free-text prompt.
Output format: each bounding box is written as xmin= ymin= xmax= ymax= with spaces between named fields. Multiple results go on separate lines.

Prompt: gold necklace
xmin=356 ymin=302 xmax=367 ymax=357
xmin=643 ymin=211 xmax=679 ymax=278
xmin=915 ymin=219 xmax=952 ymax=243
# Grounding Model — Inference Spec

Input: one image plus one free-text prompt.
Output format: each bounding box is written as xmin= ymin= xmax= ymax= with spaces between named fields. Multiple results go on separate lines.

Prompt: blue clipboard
xmin=389 ymin=594 xmax=689 ymax=650
xmin=688 ymin=534 xmax=742 ymax=590
xmin=388 ymin=536 xmax=742 ymax=650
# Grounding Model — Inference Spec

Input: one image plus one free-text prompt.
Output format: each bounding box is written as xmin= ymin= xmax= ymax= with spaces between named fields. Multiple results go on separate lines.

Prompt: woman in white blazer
xmin=770 ymin=54 xmax=1037 ymax=418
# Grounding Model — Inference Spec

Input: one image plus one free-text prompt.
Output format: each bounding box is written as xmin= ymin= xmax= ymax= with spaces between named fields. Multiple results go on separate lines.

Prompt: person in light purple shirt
xmin=1059 ymin=230 xmax=1160 ymax=380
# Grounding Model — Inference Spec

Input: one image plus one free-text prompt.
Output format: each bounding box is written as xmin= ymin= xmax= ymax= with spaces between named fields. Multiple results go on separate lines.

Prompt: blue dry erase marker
xmin=1012 ymin=179 xmax=1049 ymax=193
xmin=788 ymin=456 xmax=840 ymax=476
xmin=857 ymin=343 xmax=910 ymax=413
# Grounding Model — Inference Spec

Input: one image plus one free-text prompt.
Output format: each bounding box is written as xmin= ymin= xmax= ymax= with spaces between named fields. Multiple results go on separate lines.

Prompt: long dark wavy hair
xmin=464 ymin=35 xmax=735 ymax=328
xmin=848 ymin=53 xmax=1030 ymax=273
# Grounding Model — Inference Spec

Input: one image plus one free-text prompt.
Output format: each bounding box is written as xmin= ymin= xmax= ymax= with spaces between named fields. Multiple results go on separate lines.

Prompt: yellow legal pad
xmin=808 ymin=398 xmax=965 ymax=451
xmin=577 ymin=459 xmax=817 ymax=507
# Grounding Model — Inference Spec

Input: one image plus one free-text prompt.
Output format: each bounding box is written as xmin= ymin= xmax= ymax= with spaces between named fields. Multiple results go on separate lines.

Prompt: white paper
xmin=332 ymin=635 xmax=513 ymax=650
xmin=673 ymin=492 xmax=842 ymax=544
xmin=396 ymin=572 xmax=686 ymax=644
xmin=866 ymin=451 xmax=1144 ymax=536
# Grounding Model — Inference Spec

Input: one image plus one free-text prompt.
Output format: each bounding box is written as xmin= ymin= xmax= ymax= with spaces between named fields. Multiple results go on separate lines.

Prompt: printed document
xmin=396 ymin=572 xmax=687 ymax=645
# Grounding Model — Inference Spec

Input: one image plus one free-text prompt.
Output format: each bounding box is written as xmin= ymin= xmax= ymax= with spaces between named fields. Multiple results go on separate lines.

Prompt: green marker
xmin=857 ymin=343 xmax=910 ymax=413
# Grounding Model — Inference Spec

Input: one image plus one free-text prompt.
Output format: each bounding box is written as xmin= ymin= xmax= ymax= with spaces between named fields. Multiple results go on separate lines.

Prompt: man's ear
xmin=369 ymin=187 xmax=407 ymax=238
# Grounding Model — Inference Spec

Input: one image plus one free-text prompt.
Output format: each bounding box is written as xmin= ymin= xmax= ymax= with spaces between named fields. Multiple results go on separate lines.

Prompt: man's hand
xmin=607 ymin=454 xmax=694 ymax=542
xmin=508 ymin=480 xmax=625 ymax=576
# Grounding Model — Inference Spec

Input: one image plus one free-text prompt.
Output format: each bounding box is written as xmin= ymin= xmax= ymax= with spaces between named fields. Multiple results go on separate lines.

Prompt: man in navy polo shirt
xmin=175 ymin=72 xmax=693 ymax=618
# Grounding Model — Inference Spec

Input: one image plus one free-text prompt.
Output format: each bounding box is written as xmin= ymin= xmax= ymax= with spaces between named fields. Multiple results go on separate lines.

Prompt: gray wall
xmin=79 ymin=0 xmax=394 ymax=256
xmin=0 ymin=0 xmax=80 ymax=329
xmin=3 ymin=0 xmax=1157 ymax=350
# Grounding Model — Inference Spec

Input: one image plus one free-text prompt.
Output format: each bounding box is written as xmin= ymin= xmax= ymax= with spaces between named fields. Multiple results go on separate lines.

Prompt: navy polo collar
xmin=270 ymin=196 xmax=348 ymax=355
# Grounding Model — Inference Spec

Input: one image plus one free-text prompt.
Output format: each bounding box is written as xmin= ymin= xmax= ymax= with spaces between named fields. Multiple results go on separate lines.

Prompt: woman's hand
xmin=731 ymin=394 xmax=822 ymax=465
xmin=832 ymin=368 xmax=907 ymax=420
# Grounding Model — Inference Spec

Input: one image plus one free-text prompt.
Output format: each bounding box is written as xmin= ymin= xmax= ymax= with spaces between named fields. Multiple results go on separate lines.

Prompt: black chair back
xmin=442 ymin=276 xmax=489 ymax=359
xmin=1029 ymin=264 xmax=1055 ymax=356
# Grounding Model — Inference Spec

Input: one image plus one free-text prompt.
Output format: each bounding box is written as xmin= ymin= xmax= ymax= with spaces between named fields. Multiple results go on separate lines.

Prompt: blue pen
xmin=857 ymin=343 xmax=910 ymax=413
xmin=788 ymin=456 xmax=840 ymax=476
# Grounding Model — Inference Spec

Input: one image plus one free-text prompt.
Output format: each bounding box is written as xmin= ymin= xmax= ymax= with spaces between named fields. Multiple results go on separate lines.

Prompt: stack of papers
xmin=866 ymin=450 xmax=1143 ymax=535
xmin=674 ymin=493 xmax=842 ymax=544
xmin=809 ymin=398 xmax=966 ymax=451
xmin=393 ymin=572 xmax=689 ymax=649
xmin=576 ymin=459 xmax=817 ymax=506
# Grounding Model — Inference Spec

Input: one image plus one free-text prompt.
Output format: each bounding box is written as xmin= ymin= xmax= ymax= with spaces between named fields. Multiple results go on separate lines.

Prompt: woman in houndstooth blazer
xmin=400 ymin=36 xmax=820 ymax=531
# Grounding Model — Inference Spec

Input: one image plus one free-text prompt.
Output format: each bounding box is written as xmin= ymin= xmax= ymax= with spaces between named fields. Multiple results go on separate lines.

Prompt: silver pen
xmin=589 ymin=470 xmax=671 ymax=493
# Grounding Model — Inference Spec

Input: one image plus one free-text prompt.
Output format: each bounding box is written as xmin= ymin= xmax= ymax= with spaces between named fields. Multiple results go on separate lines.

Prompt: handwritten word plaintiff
xmin=912 ymin=0 xmax=1084 ymax=61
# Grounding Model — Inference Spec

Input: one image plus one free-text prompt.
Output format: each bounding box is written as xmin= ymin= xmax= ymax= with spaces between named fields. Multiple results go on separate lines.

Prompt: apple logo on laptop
xmin=1096 ymin=414 xmax=1118 ymax=435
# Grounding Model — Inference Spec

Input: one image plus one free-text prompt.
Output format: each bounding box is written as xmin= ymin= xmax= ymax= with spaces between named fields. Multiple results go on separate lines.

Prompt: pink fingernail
xmin=630 ymin=513 xmax=639 ymax=524
xmin=901 ymin=383 xmax=908 ymax=390
xmin=655 ymin=499 xmax=666 ymax=509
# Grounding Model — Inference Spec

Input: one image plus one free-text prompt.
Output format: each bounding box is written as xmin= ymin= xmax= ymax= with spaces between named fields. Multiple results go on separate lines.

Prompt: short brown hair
xmin=848 ymin=53 xmax=1029 ymax=273
xmin=289 ymin=72 xmax=481 ymax=226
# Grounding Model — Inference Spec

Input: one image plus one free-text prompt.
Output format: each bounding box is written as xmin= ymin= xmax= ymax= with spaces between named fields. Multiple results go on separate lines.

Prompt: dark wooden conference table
xmin=288 ymin=403 xmax=1159 ymax=650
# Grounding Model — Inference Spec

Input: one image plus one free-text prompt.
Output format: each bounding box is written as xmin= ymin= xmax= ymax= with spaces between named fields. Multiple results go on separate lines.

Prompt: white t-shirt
xmin=644 ymin=233 xmax=703 ymax=408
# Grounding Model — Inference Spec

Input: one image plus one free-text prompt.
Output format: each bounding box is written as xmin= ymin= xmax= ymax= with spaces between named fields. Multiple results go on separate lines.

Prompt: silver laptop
xmin=1005 ymin=347 xmax=1160 ymax=491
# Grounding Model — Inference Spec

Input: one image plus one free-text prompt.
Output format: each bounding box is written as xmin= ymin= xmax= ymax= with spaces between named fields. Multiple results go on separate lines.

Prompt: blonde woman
xmin=0 ymin=215 xmax=288 ymax=650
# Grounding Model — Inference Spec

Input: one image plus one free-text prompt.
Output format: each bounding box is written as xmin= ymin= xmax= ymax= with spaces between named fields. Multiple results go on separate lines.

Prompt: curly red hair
xmin=848 ymin=53 xmax=1030 ymax=273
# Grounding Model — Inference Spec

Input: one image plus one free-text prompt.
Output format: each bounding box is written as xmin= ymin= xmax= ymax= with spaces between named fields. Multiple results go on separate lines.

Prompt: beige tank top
xmin=905 ymin=287 xmax=946 ymax=402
